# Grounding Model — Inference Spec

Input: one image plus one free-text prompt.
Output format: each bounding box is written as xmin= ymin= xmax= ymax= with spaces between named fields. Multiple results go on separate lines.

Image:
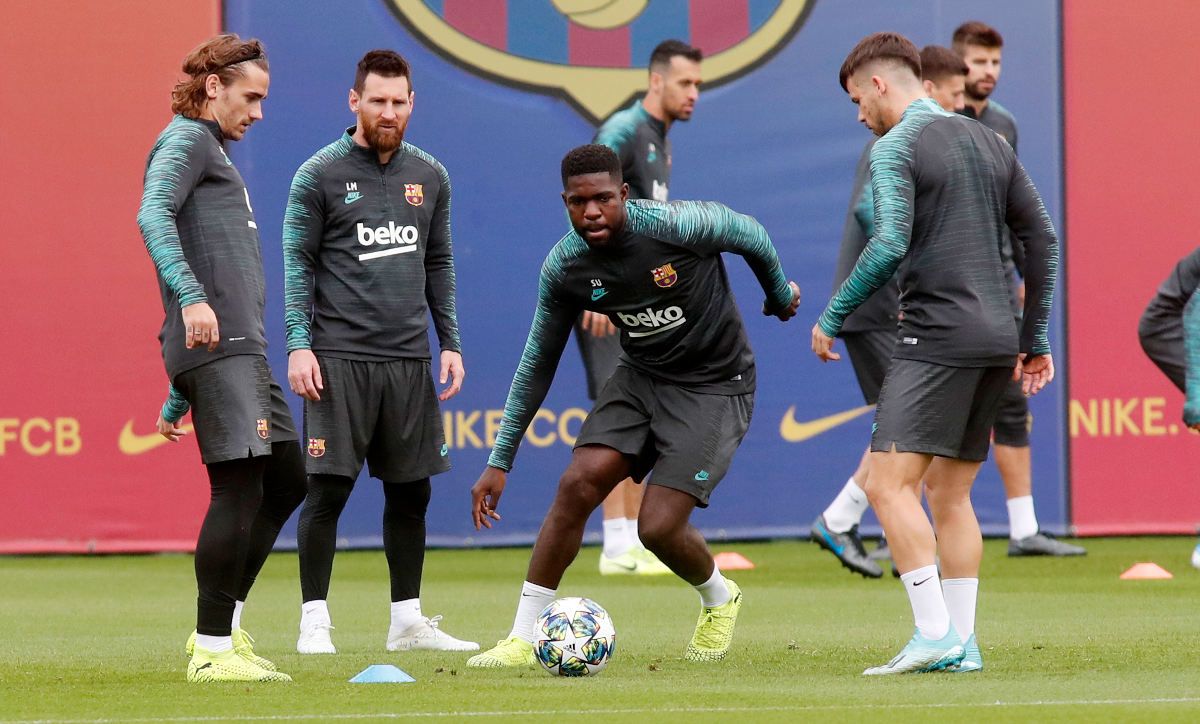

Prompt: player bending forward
xmin=466 ymin=144 xmax=800 ymax=667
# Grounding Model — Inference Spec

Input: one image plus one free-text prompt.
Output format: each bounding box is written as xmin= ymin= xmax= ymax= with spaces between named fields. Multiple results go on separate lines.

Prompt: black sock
xmin=237 ymin=441 xmax=308 ymax=602
xmin=297 ymin=473 xmax=354 ymax=602
xmin=195 ymin=456 xmax=266 ymax=636
xmin=383 ymin=478 xmax=432 ymax=602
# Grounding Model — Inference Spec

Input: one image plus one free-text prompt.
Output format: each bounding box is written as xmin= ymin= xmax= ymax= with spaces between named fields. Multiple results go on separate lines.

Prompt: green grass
xmin=2 ymin=538 xmax=1199 ymax=722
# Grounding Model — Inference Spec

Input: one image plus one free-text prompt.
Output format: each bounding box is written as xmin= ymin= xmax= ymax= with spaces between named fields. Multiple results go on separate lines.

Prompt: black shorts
xmin=993 ymin=378 xmax=1031 ymax=447
xmin=574 ymin=366 xmax=753 ymax=507
xmin=841 ymin=329 xmax=895 ymax=405
xmin=304 ymin=356 xmax=449 ymax=482
xmin=174 ymin=355 xmax=298 ymax=465
xmin=871 ymin=359 xmax=1011 ymax=462
xmin=574 ymin=317 xmax=622 ymax=401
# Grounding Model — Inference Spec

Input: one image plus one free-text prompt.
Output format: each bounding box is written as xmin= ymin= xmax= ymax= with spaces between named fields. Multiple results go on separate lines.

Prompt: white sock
xmin=624 ymin=517 xmax=642 ymax=549
xmin=694 ymin=565 xmax=731 ymax=608
xmin=195 ymin=633 xmax=233 ymax=653
xmin=231 ymin=600 xmax=244 ymax=631
xmin=602 ymin=519 xmax=632 ymax=558
xmin=390 ymin=598 xmax=423 ymax=631
xmin=822 ymin=477 xmax=870 ymax=533
xmin=301 ymin=599 xmax=331 ymax=625
xmin=510 ymin=581 xmax=556 ymax=643
xmin=1007 ymin=496 xmax=1039 ymax=540
xmin=942 ymin=578 xmax=978 ymax=643
xmin=900 ymin=564 xmax=950 ymax=640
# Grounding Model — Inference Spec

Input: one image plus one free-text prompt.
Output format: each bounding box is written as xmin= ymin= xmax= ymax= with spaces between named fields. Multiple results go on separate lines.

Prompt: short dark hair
xmin=839 ymin=32 xmax=922 ymax=92
xmin=649 ymin=39 xmax=702 ymax=73
xmin=561 ymin=144 xmax=622 ymax=187
xmin=919 ymin=45 xmax=968 ymax=82
xmin=354 ymin=49 xmax=412 ymax=94
xmin=952 ymin=21 xmax=1004 ymax=53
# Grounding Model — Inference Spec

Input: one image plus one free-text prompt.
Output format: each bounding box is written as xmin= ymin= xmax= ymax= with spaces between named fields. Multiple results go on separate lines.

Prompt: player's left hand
xmin=811 ymin=323 xmax=841 ymax=362
xmin=156 ymin=414 xmax=189 ymax=442
xmin=767 ymin=281 xmax=801 ymax=321
xmin=438 ymin=350 xmax=465 ymax=401
xmin=1016 ymin=353 xmax=1054 ymax=396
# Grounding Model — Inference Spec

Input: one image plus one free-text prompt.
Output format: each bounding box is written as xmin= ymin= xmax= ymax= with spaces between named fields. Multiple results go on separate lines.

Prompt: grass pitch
xmin=2 ymin=537 xmax=1199 ymax=722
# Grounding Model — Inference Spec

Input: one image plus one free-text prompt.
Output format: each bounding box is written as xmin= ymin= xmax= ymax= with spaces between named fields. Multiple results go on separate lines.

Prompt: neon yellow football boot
xmin=185 ymin=628 xmax=278 ymax=671
xmin=684 ymin=579 xmax=743 ymax=662
xmin=186 ymin=644 xmax=292 ymax=683
xmin=466 ymin=636 xmax=536 ymax=668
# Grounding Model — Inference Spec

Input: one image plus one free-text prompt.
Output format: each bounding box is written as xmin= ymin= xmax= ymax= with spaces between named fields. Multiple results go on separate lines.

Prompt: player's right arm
xmin=818 ymin=134 xmax=914 ymax=340
xmin=472 ymin=247 xmax=579 ymax=528
xmin=282 ymin=156 xmax=328 ymax=401
xmin=1004 ymin=159 xmax=1058 ymax=359
xmin=136 ymin=120 xmax=219 ymax=351
xmin=486 ymin=250 xmax=579 ymax=473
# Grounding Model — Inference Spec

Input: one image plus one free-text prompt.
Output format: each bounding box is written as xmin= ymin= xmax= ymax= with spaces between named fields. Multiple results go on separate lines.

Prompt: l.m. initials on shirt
xmin=356 ymin=221 xmax=420 ymax=261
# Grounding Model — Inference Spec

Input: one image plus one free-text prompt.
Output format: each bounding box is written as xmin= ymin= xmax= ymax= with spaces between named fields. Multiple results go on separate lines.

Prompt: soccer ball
xmin=533 ymin=597 xmax=616 ymax=676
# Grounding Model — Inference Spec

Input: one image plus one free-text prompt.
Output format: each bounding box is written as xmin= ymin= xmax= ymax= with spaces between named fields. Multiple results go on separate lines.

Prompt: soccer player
xmin=138 ymin=34 xmax=306 ymax=683
xmin=811 ymin=45 xmax=969 ymax=579
xmin=953 ymin=21 xmax=1084 ymax=557
xmin=812 ymin=32 xmax=1058 ymax=674
xmin=585 ymin=39 xmax=702 ymax=576
xmin=466 ymin=144 xmax=800 ymax=667
xmin=1138 ymin=248 xmax=1200 ymax=565
xmin=284 ymin=50 xmax=476 ymax=655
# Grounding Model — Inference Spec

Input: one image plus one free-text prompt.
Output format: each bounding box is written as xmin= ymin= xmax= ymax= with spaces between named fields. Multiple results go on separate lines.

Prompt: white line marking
xmin=358 ymin=246 xmax=416 ymax=261
xmin=9 ymin=697 xmax=1200 ymax=723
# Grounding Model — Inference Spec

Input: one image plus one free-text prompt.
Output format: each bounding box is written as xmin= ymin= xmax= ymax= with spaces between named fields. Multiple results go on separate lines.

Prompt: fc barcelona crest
xmin=404 ymin=183 xmax=424 ymax=206
xmin=256 ymin=419 xmax=269 ymax=440
xmin=308 ymin=438 xmax=326 ymax=458
xmin=652 ymin=263 xmax=678 ymax=288
xmin=386 ymin=1 xmax=814 ymax=124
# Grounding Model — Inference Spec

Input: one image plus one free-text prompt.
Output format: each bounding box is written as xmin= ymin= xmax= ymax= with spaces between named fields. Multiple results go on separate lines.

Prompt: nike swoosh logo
xmin=607 ymin=560 xmax=637 ymax=571
xmin=913 ymin=576 xmax=933 ymax=586
xmin=779 ymin=405 xmax=875 ymax=443
xmin=344 ymin=192 xmax=363 ymax=205
xmin=591 ymin=289 xmax=608 ymax=301
xmin=118 ymin=420 xmax=194 ymax=455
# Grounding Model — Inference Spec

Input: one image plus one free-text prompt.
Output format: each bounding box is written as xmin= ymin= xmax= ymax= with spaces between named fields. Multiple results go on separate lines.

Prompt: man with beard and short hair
xmin=283 ymin=49 xmax=475 ymax=655
xmin=466 ymin=144 xmax=800 ymax=668
xmin=952 ymin=21 xmax=1085 ymax=557
xmin=139 ymin=33 xmax=306 ymax=683
xmin=583 ymin=39 xmax=702 ymax=577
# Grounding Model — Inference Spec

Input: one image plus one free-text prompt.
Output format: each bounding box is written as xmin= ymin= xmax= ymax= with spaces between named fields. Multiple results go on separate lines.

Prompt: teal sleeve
xmin=1184 ymin=294 xmax=1200 ymax=426
xmin=282 ymin=142 xmax=342 ymax=352
xmin=853 ymin=178 xmax=875 ymax=238
xmin=487 ymin=244 xmax=580 ymax=471
xmin=415 ymin=152 xmax=461 ymax=353
xmin=160 ymin=385 xmax=190 ymax=423
xmin=136 ymin=120 xmax=210 ymax=307
xmin=1006 ymin=160 xmax=1058 ymax=356
xmin=628 ymin=200 xmax=793 ymax=313
xmin=818 ymin=135 xmax=914 ymax=337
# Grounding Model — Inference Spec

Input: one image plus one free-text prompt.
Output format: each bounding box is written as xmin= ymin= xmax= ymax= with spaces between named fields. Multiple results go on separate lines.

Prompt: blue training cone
xmin=349 ymin=664 xmax=416 ymax=683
